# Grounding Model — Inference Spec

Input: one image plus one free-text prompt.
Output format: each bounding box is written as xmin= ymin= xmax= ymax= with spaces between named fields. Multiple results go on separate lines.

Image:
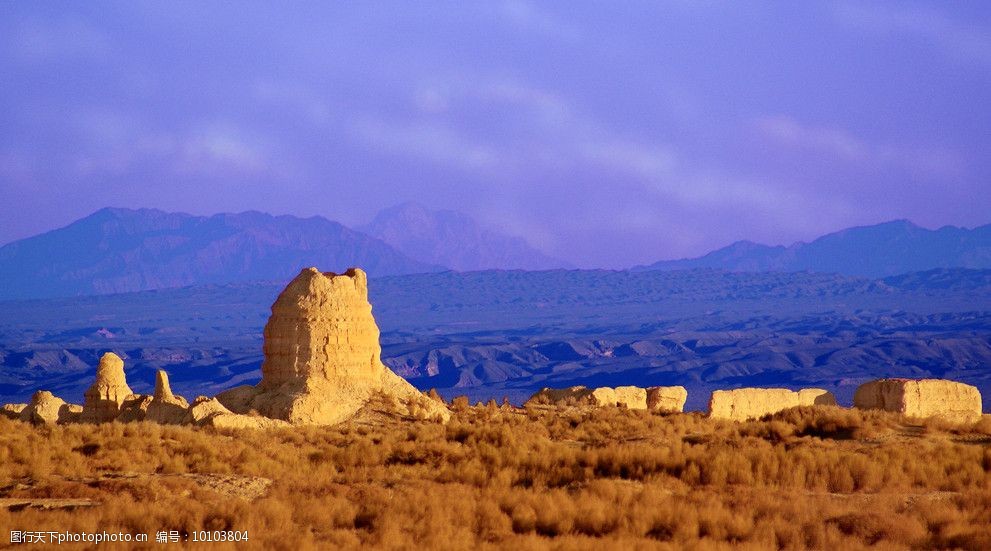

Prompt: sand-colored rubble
xmin=526 ymin=385 xmax=649 ymax=409
xmin=1 ymin=403 xmax=27 ymax=420
xmin=186 ymin=397 xmax=233 ymax=425
xmin=184 ymin=397 xmax=290 ymax=429
xmin=526 ymin=386 xmax=603 ymax=407
xmin=117 ymin=395 xmax=153 ymax=423
xmin=853 ymin=378 xmax=982 ymax=423
xmin=525 ymin=386 xmax=588 ymax=406
xmin=708 ymin=387 xmax=836 ymax=421
xmin=610 ymin=386 xmax=648 ymax=409
xmin=19 ymin=391 xmax=78 ymax=425
xmin=646 ymin=386 xmax=688 ymax=413
xmin=80 ymin=352 xmax=134 ymax=423
xmin=145 ymin=370 xmax=189 ymax=424
xmin=588 ymin=387 xmax=617 ymax=406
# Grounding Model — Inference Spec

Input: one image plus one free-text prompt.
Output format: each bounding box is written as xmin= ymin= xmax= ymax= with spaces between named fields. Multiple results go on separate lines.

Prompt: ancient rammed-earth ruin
xmin=1 ymin=267 xmax=984 ymax=427
xmin=2 ymin=268 xmax=448 ymax=428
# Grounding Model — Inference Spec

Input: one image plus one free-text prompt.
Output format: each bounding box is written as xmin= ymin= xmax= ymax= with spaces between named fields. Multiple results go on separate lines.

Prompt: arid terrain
xmin=1 ymin=403 xmax=990 ymax=550
xmin=3 ymin=268 xmax=991 ymax=411
xmin=1 ymin=264 xmax=988 ymax=550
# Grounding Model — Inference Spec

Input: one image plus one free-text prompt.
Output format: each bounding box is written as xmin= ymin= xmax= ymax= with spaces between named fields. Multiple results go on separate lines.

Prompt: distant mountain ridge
xmin=636 ymin=220 xmax=991 ymax=277
xmin=360 ymin=202 xmax=570 ymax=271
xmin=4 ymin=210 xmax=989 ymax=300
xmin=0 ymin=207 xmax=441 ymax=300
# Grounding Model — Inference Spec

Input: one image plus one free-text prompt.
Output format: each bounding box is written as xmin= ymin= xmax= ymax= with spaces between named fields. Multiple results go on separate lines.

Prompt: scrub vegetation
xmin=2 ymin=403 xmax=990 ymax=550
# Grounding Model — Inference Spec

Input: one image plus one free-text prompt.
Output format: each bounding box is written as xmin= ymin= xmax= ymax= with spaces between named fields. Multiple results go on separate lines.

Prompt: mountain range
xmin=2 ymin=208 xmax=990 ymax=301
xmin=0 ymin=208 xmax=442 ymax=300
xmin=360 ymin=202 xmax=569 ymax=271
xmin=0 ymin=204 xmax=565 ymax=300
xmin=636 ymin=220 xmax=991 ymax=278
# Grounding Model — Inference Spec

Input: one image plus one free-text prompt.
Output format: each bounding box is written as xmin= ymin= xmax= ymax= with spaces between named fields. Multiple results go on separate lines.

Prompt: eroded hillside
xmin=1 ymin=269 xmax=990 ymax=410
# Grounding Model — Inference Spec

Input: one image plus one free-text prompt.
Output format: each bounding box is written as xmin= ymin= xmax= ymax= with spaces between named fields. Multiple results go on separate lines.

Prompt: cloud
xmin=361 ymin=75 xmax=828 ymax=227
xmin=460 ymin=80 xmax=811 ymax=218
xmin=479 ymin=80 xmax=574 ymax=123
xmin=497 ymin=0 xmax=581 ymax=42
xmin=63 ymin=109 xmax=281 ymax=180
xmin=835 ymin=2 xmax=991 ymax=67
xmin=5 ymin=15 xmax=112 ymax=63
xmin=757 ymin=116 xmax=867 ymax=161
xmin=580 ymin=140 xmax=677 ymax=180
xmin=351 ymin=117 xmax=501 ymax=170
xmin=176 ymin=125 xmax=270 ymax=175
xmin=410 ymin=75 xmax=574 ymax=122
xmin=0 ymin=152 xmax=37 ymax=189
xmin=755 ymin=115 xmax=964 ymax=179
xmin=361 ymin=77 xmax=675 ymax=182
xmin=354 ymin=73 xmax=843 ymax=256
xmin=353 ymin=76 xmax=577 ymax=171
xmin=251 ymin=80 xmax=333 ymax=123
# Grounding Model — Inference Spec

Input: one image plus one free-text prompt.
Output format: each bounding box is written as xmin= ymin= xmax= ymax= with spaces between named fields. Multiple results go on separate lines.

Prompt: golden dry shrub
xmin=1 ymin=403 xmax=990 ymax=550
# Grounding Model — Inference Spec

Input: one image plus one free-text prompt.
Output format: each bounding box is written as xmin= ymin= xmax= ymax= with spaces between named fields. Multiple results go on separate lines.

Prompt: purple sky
xmin=1 ymin=1 xmax=990 ymax=268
